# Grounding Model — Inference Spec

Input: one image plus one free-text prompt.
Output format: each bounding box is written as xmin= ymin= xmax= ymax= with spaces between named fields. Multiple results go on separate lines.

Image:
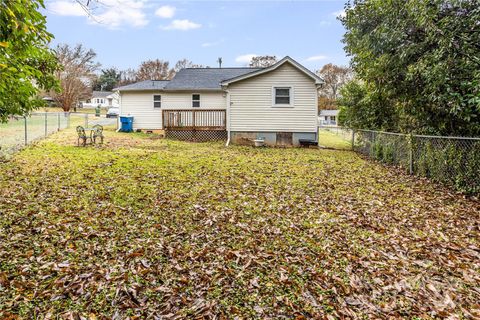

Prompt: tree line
xmin=51 ymin=43 xmax=208 ymax=111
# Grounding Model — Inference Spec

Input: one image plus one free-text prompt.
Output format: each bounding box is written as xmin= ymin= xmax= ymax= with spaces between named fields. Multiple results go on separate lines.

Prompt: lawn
xmin=317 ymin=128 xmax=352 ymax=150
xmin=0 ymin=113 xmax=99 ymax=158
xmin=0 ymin=129 xmax=479 ymax=319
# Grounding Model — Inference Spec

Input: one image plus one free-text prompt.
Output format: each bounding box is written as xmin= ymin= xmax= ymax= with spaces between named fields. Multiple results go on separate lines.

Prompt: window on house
xmin=331 ymin=116 xmax=336 ymax=122
xmin=153 ymin=95 xmax=161 ymax=108
xmin=274 ymin=87 xmax=291 ymax=106
xmin=192 ymin=94 xmax=200 ymax=108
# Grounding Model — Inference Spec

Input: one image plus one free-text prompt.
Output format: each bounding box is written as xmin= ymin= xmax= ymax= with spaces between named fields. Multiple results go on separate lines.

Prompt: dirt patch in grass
xmin=0 ymin=129 xmax=479 ymax=319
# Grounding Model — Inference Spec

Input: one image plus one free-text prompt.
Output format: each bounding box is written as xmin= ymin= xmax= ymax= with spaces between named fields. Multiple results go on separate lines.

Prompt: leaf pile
xmin=0 ymin=130 xmax=479 ymax=318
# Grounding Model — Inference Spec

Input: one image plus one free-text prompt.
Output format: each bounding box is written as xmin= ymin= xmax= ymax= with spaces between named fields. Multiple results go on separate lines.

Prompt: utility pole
xmin=217 ymin=57 xmax=222 ymax=68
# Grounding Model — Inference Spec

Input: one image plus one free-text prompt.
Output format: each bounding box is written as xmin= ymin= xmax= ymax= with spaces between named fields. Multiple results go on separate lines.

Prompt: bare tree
xmin=118 ymin=68 xmax=138 ymax=86
xmin=249 ymin=55 xmax=277 ymax=68
xmin=51 ymin=44 xmax=100 ymax=111
xmin=174 ymin=59 xmax=204 ymax=72
xmin=136 ymin=59 xmax=174 ymax=81
xmin=317 ymin=63 xmax=352 ymax=101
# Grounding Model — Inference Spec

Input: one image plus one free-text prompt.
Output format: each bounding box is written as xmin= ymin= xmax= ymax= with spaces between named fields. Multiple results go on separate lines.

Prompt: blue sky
xmin=43 ymin=0 xmax=348 ymax=71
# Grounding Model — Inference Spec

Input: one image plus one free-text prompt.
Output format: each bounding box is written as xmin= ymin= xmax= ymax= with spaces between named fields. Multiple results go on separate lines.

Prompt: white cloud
xmin=235 ymin=54 xmax=257 ymax=65
xmin=155 ymin=5 xmax=176 ymax=19
xmin=332 ymin=9 xmax=346 ymax=18
xmin=305 ymin=55 xmax=328 ymax=62
xmin=48 ymin=1 xmax=87 ymax=17
xmin=48 ymin=0 xmax=148 ymax=29
xmin=162 ymin=19 xmax=202 ymax=31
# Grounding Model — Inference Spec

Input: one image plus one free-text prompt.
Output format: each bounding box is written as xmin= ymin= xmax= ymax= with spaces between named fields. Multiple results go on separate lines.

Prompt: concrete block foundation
xmin=231 ymin=131 xmax=316 ymax=147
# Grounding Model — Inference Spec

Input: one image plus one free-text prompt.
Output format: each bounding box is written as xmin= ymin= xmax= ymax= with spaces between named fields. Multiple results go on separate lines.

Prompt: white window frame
xmin=153 ymin=94 xmax=161 ymax=109
xmin=272 ymin=86 xmax=294 ymax=107
xmin=192 ymin=94 xmax=200 ymax=108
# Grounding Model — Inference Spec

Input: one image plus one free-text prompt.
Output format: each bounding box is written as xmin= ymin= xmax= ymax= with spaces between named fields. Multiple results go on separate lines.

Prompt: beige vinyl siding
xmin=162 ymin=92 xmax=226 ymax=109
xmin=120 ymin=92 xmax=162 ymax=129
xmin=228 ymin=62 xmax=318 ymax=132
xmin=119 ymin=91 xmax=226 ymax=129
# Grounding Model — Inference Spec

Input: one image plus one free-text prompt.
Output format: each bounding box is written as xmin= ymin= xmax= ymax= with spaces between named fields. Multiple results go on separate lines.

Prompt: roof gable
xmin=221 ymin=56 xmax=324 ymax=86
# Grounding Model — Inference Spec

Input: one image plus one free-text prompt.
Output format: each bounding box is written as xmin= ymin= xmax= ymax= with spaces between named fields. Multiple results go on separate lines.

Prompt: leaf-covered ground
xmin=0 ymin=129 xmax=479 ymax=319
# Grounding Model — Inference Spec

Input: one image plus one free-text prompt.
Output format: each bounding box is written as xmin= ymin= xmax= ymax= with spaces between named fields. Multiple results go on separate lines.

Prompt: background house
xmin=81 ymin=91 xmax=119 ymax=108
xmin=318 ymin=109 xmax=339 ymax=126
xmin=115 ymin=56 xmax=323 ymax=146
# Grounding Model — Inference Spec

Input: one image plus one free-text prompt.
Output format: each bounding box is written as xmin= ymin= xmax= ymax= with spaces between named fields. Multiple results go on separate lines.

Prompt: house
xmin=81 ymin=91 xmax=119 ymax=108
xmin=318 ymin=109 xmax=339 ymax=127
xmin=114 ymin=56 xmax=323 ymax=146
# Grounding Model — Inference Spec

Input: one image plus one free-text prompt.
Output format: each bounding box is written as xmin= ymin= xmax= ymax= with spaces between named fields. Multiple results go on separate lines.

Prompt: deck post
xmin=192 ymin=109 xmax=196 ymax=130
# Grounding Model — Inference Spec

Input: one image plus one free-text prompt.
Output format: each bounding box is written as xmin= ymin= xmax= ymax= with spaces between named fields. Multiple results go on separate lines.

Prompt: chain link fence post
xmin=351 ymin=129 xmax=355 ymax=151
xmin=24 ymin=115 xmax=28 ymax=146
xmin=44 ymin=113 xmax=47 ymax=137
xmin=408 ymin=134 xmax=414 ymax=175
xmin=85 ymin=113 xmax=88 ymax=127
xmin=57 ymin=113 xmax=60 ymax=131
xmin=67 ymin=112 xmax=70 ymax=128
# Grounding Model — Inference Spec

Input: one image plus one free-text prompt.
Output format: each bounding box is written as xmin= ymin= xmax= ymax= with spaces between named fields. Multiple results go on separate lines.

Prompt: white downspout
xmin=225 ymin=89 xmax=231 ymax=146
xmin=116 ymin=91 xmax=122 ymax=132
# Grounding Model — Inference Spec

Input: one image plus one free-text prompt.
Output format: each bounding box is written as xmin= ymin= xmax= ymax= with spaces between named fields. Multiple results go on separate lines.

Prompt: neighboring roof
xmin=319 ymin=109 xmax=339 ymax=116
xmin=221 ymin=56 xmax=324 ymax=86
xmin=92 ymin=91 xmax=113 ymax=98
xmin=164 ymin=68 xmax=261 ymax=91
xmin=113 ymin=80 xmax=170 ymax=92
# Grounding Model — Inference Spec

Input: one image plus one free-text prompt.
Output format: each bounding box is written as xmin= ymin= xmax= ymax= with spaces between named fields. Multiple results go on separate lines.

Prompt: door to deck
xmin=162 ymin=109 xmax=227 ymax=141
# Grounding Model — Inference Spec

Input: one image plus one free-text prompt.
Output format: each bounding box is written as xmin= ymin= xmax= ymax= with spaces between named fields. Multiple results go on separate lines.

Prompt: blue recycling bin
xmin=119 ymin=116 xmax=134 ymax=132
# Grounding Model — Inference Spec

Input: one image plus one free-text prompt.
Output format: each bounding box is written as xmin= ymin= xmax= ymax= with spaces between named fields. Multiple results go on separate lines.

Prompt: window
xmin=331 ymin=116 xmax=336 ymax=122
xmin=192 ymin=94 xmax=200 ymax=108
xmin=153 ymin=95 xmax=161 ymax=108
xmin=273 ymin=87 xmax=292 ymax=106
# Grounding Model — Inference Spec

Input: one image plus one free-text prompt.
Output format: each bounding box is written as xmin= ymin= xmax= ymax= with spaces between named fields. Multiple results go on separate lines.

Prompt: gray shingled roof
xmin=164 ymin=68 xmax=261 ymax=90
xmin=113 ymin=80 xmax=170 ymax=92
xmin=319 ymin=109 xmax=339 ymax=116
xmin=92 ymin=91 xmax=113 ymax=98
xmin=113 ymin=68 xmax=261 ymax=92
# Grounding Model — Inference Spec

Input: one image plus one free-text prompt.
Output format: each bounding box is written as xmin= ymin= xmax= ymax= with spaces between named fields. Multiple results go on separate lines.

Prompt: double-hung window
xmin=273 ymin=87 xmax=292 ymax=106
xmin=192 ymin=94 xmax=200 ymax=108
xmin=153 ymin=95 xmax=161 ymax=108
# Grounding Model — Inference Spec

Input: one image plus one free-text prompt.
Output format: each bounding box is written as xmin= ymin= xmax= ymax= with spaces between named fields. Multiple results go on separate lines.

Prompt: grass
xmin=0 ymin=113 xmax=101 ymax=157
xmin=317 ymin=128 xmax=352 ymax=150
xmin=0 ymin=129 xmax=479 ymax=318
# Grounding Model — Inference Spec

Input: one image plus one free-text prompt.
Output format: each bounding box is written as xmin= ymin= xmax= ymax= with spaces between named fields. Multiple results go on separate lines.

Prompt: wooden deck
xmin=162 ymin=109 xmax=226 ymax=131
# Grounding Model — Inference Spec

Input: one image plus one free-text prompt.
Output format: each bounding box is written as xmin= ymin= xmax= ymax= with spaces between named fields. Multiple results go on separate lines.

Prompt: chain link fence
xmin=0 ymin=113 xmax=94 ymax=158
xmin=354 ymin=129 xmax=480 ymax=195
xmin=317 ymin=126 xmax=354 ymax=150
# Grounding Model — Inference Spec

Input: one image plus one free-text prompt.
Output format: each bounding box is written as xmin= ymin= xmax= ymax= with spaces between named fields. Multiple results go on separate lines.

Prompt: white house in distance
xmin=114 ymin=56 xmax=323 ymax=146
xmin=319 ymin=109 xmax=339 ymax=126
xmin=81 ymin=91 xmax=119 ymax=108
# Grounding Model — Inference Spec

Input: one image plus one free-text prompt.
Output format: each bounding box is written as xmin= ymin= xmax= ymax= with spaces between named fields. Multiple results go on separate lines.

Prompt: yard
xmin=0 ymin=128 xmax=479 ymax=319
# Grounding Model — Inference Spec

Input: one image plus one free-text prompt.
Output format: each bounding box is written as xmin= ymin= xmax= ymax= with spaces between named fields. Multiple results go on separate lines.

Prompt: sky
xmin=43 ymin=0 xmax=349 ymax=72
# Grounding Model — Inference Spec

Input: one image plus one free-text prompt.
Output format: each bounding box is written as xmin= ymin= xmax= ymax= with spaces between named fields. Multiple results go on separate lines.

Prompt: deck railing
xmin=162 ymin=109 xmax=226 ymax=131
